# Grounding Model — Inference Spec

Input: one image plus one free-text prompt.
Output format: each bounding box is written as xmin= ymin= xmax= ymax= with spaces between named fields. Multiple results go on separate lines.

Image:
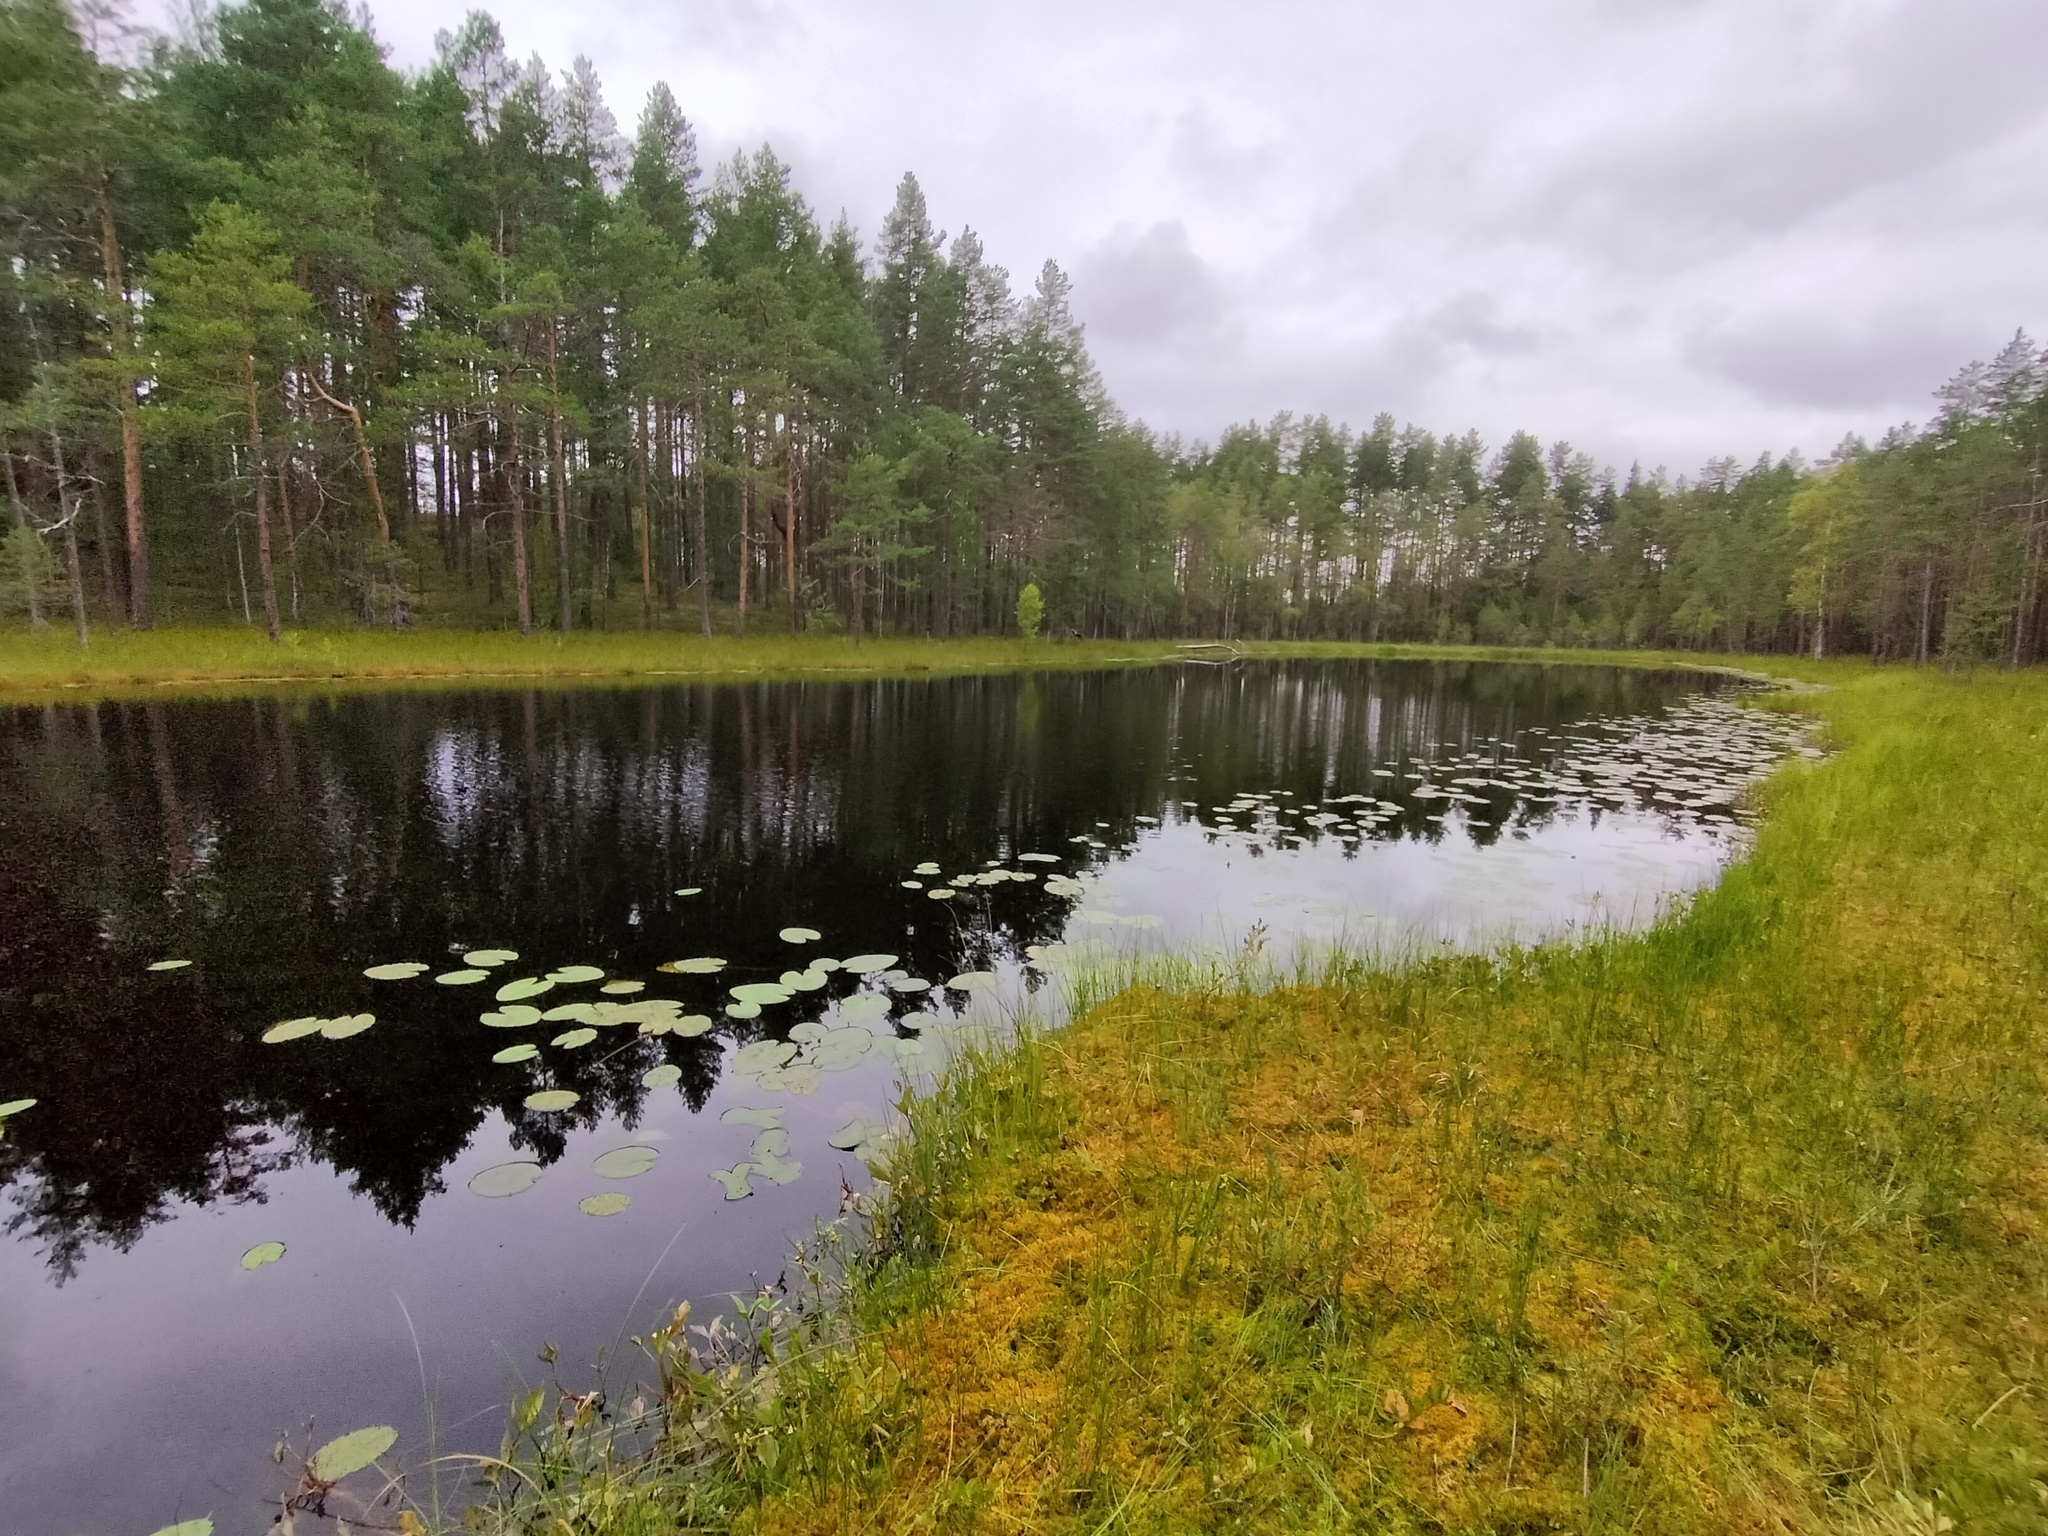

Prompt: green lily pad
xmin=730 ymin=981 xmax=795 ymax=1006
xmin=811 ymin=957 xmax=843 ymax=971
xmin=261 ymin=1017 xmax=324 ymax=1044
xmin=779 ymin=926 xmax=822 ymax=944
xmin=721 ymin=1105 xmax=785 ymax=1129
xmin=239 ymin=1241 xmax=285 ymax=1270
xmin=481 ymin=1004 xmax=543 ymax=1028
xmin=593 ymin=1145 xmax=660 ymax=1179
xmin=363 ymin=962 xmax=428 ymax=980
xmin=600 ymin=980 xmax=645 ymax=995
xmin=551 ymin=1027 xmax=598 ymax=1049
xmin=753 ymin=1148 xmax=803 ymax=1185
xmin=790 ymin=1020 xmax=830 ymax=1043
xmin=547 ymin=964 xmax=605 ymax=985
xmin=901 ymin=880 xmax=924 ymax=889
xmin=811 ymin=1028 xmax=876 ymax=1071
xmin=580 ymin=1191 xmax=631 ymax=1216
xmin=463 ymin=949 xmax=518 ymax=967
xmin=913 ymin=862 xmax=941 ymax=874
xmin=436 ymin=969 xmax=489 ymax=985
xmin=674 ymin=887 xmax=702 ymax=896
xmin=750 ymin=1127 xmax=790 ymax=1159
xmin=0 ymin=1097 xmax=36 ymax=1119
xmin=642 ymin=1063 xmax=683 ymax=1088
xmin=310 ymin=1425 xmax=397 ymax=1482
xmin=888 ymin=975 xmax=931 ymax=993
xmin=661 ymin=956 xmax=725 ymax=974
xmin=674 ymin=1014 xmax=714 ymax=1037
xmin=710 ymin=1163 xmax=756 ymax=1199
xmin=838 ymin=994 xmax=891 ymax=1023
xmin=524 ymin=1089 xmax=580 ymax=1113
xmin=757 ymin=1063 xmax=823 ymax=1094
xmin=542 ymin=1002 xmax=598 ymax=1024
xmin=1018 ymin=852 xmax=1060 ymax=863
xmin=732 ymin=1039 xmax=796 ymax=1074
xmin=468 ymin=1161 xmax=544 ymax=1197
xmin=320 ymin=1013 xmax=375 ymax=1040
xmin=724 ymin=1001 xmax=761 ymax=1020
xmin=781 ymin=968 xmax=828 ymax=991
xmin=947 ymin=971 xmax=999 ymax=991
xmin=927 ymin=888 xmax=957 ymax=900
xmin=148 ymin=1521 xmax=213 ymax=1536
xmin=829 ymin=1117 xmax=884 ymax=1150
xmin=147 ymin=959 xmax=192 ymax=971
xmin=842 ymin=953 xmax=899 ymax=975
xmin=492 ymin=1043 xmax=539 ymax=1064
xmin=496 ymin=976 xmax=556 ymax=1002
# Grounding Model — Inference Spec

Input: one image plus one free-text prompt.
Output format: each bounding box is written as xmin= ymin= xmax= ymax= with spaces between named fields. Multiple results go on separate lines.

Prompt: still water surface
xmin=0 ymin=659 xmax=1798 ymax=1534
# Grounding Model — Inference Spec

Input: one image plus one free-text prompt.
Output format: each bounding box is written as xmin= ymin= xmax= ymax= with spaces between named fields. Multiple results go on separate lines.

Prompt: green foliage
xmin=1015 ymin=580 xmax=1044 ymax=638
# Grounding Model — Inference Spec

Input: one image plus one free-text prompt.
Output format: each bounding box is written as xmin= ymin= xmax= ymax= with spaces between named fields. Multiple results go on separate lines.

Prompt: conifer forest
xmin=4 ymin=0 xmax=2046 ymax=663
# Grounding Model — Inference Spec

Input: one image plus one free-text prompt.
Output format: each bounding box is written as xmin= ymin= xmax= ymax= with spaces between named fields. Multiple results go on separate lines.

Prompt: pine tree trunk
xmin=549 ymin=318 xmax=572 ymax=633
xmin=693 ymin=394 xmax=712 ymax=640
xmin=636 ymin=400 xmax=653 ymax=623
xmin=507 ymin=411 xmax=532 ymax=635
xmin=785 ymin=423 xmax=799 ymax=631
xmin=4 ymin=448 xmax=46 ymax=629
xmin=241 ymin=353 xmax=280 ymax=642
xmin=737 ymin=424 xmax=751 ymax=640
xmin=43 ymin=384 xmax=88 ymax=645
xmin=98 ymin=176 xmax=149 ymax=629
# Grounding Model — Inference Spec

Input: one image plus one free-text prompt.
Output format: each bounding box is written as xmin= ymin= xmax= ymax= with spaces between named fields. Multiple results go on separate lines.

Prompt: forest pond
xmin=0 ymin=659 xmax=1806 ymax=1534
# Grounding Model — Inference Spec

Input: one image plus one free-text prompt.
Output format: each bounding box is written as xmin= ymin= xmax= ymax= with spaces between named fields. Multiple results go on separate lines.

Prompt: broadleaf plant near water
xmin=422 ymin=661 xmax=2048 ymax=1534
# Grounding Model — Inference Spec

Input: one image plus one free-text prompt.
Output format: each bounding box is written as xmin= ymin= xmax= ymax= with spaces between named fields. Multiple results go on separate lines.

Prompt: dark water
xmin=0 ymin=659 xmax=1794 ymax=1535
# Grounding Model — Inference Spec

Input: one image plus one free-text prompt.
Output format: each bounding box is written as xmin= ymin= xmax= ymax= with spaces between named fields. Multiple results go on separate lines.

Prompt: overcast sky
xmin=167 ymin=0 xmax=2048 ymax=474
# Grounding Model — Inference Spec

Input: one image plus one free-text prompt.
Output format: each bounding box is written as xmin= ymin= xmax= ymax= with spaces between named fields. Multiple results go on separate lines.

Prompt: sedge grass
xmin=425 ymin=660 xmax=2048 ymax=1534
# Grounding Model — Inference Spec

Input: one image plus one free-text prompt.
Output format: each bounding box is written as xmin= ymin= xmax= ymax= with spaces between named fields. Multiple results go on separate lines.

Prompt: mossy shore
xmin=443 ymin=659 xmax=2048 ymax=1536
xmin=0 ymin=624 xmax=1767 ymax=703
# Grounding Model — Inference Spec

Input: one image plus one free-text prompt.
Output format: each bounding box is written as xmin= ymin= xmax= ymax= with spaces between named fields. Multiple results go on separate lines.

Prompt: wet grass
xmin=431 ymin=660 xmax=2048 ymax=1533
xmin=0 ymin=624 xmax=1767 ymax=703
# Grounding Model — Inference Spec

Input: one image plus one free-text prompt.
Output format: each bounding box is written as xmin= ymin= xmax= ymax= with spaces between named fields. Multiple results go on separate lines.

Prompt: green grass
xmin=422 ymin=659 xmax=2048 ymax=1536
xmin=0 ymin=622 xmax=1774 ymax=703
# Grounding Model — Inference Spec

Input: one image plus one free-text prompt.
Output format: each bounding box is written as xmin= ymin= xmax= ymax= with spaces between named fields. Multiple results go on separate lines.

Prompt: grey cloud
xmin=1071 ymin=221 xmax=1233 ymax=348
xmin=1686 ymin=310 xmax=1990 ymax=411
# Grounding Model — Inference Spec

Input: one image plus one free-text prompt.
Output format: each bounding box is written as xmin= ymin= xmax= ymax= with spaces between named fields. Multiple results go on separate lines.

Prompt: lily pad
xmin=0 ymin=1097 xmax=36 ymax=1119
xmin=550 ymin=1027 xmax=598 ymax=1049
xmin=790 ymin=1020 xmax=830 ymax=1043
xmin=524 ymin=1089 xmax=580 ymax=1113
xmin=482 ymin=1004 xmax=544 ymax=1028
xmin=913 ymin=861 xmax=942 ymax=874
xmin=927 ymin=888 xmax=957 ymax=900
xmin=828 ymin=1117 xmax=883 ymax=1150
xmin=147 ymin=959 xmax=192 ymax=971
xmin=436 ymin=969 xmax=489 ymax=985
xmin=709 ymin=1163 xmax=756 ymax=1200
xmin=310 ymin=1425 xmax=397 ymax=1482
xmin=779 ymin=926 xmax=822 ymax=944
xmin=600 ymin=980 xmax=645 ymax=995
xmin=579 ymin=1191 xmax=632 ymax=1217
xmin=239 ymin=1241 xmax=285 ymax=1270
xmin=492 ymin=1043 xmax=539 ymax=1064
xmin=363 ymin=962 xmax=428 ymax=981
xmin=463 ymin=949 xmax=519 ymax=967
xmin=757 ymin=1063 xmax=823 ymax=1094
xmin=842 ymin=953 xmax=899 ymax=975
xmin=781 ymin=968 xmax=828 ymax=991
xmin=496 ymin=976 xmax=556 ymax=1002
xmin=888 ymin=975 xmax=931 ymax=993
xmin=722 ymin=1105 xmax=785 ymax=1129
xmin=593 ymin=1145 xmax=660 ymax=1179
xmin=753 ymin=1148 xmax=803 ymax=1185
xmin=837 ymin=994 xmax=891 ymax=1023
xmin=674 ymin=887 xmax=702 ymax=896
xmin=724 ymin=1001 xmax=761 ymax=1020
xmin=469 ymin=1161 xmax=544 ymax=1197
xmin=900 ymin=880 xmax=923 ymax=889
xmin=546 ymin=965 xmax=605 ymax=985
xmin=542 ymin=1002 xmax=598 ymax=1024
xmin=642 ymin=1063 xmax=683 ymax=1088
xmin=732 ymin=1039 xmax=796 ymax=1074
xmin=731 ymin=981 xmax=795 ymax=1006
xmin=674 ymin=1014 xmax=714 ymax=1037
xmin=750 ymin=1127 xmax=790 ymax=1158
xmin=947 ymin=971 xmax=999 ymax=991
xmin=320 ymin=1013 xmax=375 ymax=1040
xmin=660 ymin=957 xmax=726 ymax=974
xmin=1018 ymin=852 xmax=1060 ymax=863
xmin=261 ymin=1017 xmax=325 ymax=1044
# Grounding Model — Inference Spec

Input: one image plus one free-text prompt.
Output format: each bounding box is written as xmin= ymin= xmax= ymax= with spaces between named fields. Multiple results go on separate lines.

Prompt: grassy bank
xmin=437 ymin=659 xmax=2048 ymax=1535
xmin=0 ymin=624 xmax=1770 ymax=703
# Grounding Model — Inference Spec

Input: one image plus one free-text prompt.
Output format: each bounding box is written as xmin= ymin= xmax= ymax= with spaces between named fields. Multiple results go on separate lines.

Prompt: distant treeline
xmin=3 ymin=0 xmax=2045 ymax=661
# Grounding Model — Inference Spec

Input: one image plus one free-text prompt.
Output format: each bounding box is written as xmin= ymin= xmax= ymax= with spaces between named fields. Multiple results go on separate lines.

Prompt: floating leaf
xmin=724 ymin=1001 xmax=761 ymax=1020
xmin=550 ymin=1027 xmax=598 ymax=1049
xmin=789 ymin=1020 xmax=830 ymax=1043
xmin=731 ymin=981 xmax=795 ymax=1006
xmin=593 ymin=1145 xmax=660 ymax=1179
xmin=947 ymin=971 xmax=999 ymax=991
xmin=781 ymin=968 xmax=828 ymax=991
xmin=732 ymin=1039 xmax=796 ymax=1074
xmin=481 ymin=1004 xmax=543 ymax=1029
xmin=709 ymin=1164 xmax=756 ymax=1200
xmin=660 ymin=957 xmax=725 ymax=974
xmin=436 ymin=969 xmax=489 ymax=985
xmin=837 ymin=994 xmax=891 ymax=1023
xmin=722 ymin=1105 xmax=785 ymax=1129
xmin=913 ymin=862 xmax=942 ymax=874
xmin=926 ymin=888 xmax=957 ymax=900
xmin=261 ymin=1017 xmax=324 ymax=1044
xmin=642 ymin=1063 xmax=683 ymax=1088
xmin=674 ymin=1014 xmax=713 ymax=1037
xmin=750 ymin=1127 xmax=790 ymax=1159
xmin=464 ymin=950 xmax=518 ymax=968
xmin=542 ymin=1002 xmax=598 ymax=1024
xmin=829 ymin=1117 xmax=882 ymax=1150
xmin=147 ymin=959 xmax=192 ymax=971
xmin=900 ymin=880 xmax=923 ymax=889
xmin=496 ymin=976 xmax=555 ymax=1002
xmin=811 ymin=1028 xmax=875 ymax=1071
xmin=842 ymin=954 xmax=898 ymax=975
xmin=320 ymin=1013 xmax=375 ymax=1040
xmin=779 ymin=926 xmax=822 ymax=944
xmin=888 ymin=975 xmax=931 ymax=993
xmin=363 ymin=962 xmax=428 ymax=981
xmin=673 ymin=887 xmax=702 ymax=896
xmin=1018 ymin=852 xmax=1060 ymax=863
xmin=492 ymin=1043 xmax=539 ymax=1064
xmin=753 ymin=1148 xmax=803 ymax=1185
xmin=547 ymin=965 xmax=605 ymax=985
xmin=239 ymin=1241 xmax=285 ymax=1271
xmin=148 ymin=1521 xmax=213 ymax=1536
xmin=468 ymin=1161 xmax=544 ymax=1197
xmin=309 ymin=1426 xmax=398 ymax=1482
xmin=580 ymin=1192 xmax=632 ymax=1217
xmin=600 ymin=980 xmax=644 ymax=995
xmin=757 ymin=1063 xmax=823 ymax=1094
xmin=0 ymin=1097 xmax=36 ymax=1120
xmin=524 ymin=1089 xmax=580 ymax=1113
